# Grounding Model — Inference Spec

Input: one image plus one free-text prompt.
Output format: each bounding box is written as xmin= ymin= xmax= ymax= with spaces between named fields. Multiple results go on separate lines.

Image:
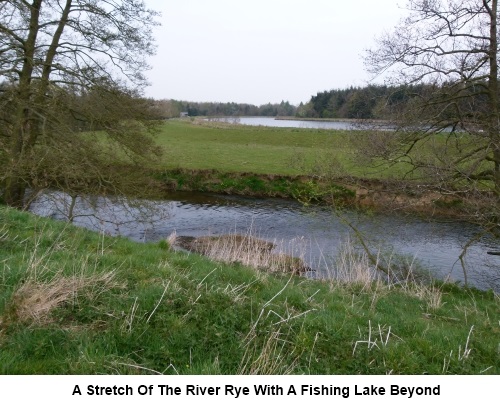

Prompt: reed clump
xmin=172 ymin=233 xmax=312 ymax=275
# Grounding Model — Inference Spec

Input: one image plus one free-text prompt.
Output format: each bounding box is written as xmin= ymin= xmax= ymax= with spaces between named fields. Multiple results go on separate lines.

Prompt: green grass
xmin=152 ymin=120 xmax=488 ymax=185
xmin=146 ymin=120 xmax=495 ymax=215
xmin=153 ymin=120 xmax=376 ymax=177
xmin=1 ymin=205 xmax=499 ymax=374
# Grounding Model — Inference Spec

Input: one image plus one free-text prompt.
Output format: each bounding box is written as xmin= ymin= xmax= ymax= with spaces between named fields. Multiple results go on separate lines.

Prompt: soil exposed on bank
xmin=153 ymin=168 xmax=479 ymax=220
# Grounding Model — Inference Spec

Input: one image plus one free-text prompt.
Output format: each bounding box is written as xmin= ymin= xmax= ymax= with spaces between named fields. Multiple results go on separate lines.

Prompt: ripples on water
xmin=29 ymin=190 xmax=500 ymax=291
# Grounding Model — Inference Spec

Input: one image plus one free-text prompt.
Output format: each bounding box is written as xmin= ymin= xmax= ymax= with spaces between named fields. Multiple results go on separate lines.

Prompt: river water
xmin=29 ymin=190 xmax=500 ymax=291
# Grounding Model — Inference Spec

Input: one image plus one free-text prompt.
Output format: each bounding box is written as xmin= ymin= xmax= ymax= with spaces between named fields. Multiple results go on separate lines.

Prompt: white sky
xmin=143 ymin=0 xmax=406 ymax=105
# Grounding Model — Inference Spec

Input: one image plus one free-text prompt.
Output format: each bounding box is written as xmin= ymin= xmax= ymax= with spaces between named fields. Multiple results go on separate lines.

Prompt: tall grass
xmin=2 ymin=227 xmax=124 ymax=327
xmin=178 ymin=228 xmax=445 ymax=306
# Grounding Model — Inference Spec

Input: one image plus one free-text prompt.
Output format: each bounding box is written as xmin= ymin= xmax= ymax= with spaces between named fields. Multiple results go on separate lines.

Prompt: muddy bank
xmin=154 ymin=168 xmax=476 ymax=219
xmin=346 ymin=178 xmax=476 ymax=218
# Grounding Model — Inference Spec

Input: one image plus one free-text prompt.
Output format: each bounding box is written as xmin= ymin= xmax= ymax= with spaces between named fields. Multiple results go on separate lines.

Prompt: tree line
xmin=150 ymin=87 xmax=430 ymax=120
xmin=150 ymin=85 xmax=453 ymax=121
xmin=150 ymin=99 xmax=297 ymax=118
xmin=297 ymin=84 xmax=432 ymax=120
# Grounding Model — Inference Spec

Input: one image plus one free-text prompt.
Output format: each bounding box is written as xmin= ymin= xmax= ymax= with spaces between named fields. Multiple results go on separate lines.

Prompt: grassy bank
xmin=154 ymin=168 xmax=355 ymax=206
xmin=1 ymin=205 xmax=499 ymax=374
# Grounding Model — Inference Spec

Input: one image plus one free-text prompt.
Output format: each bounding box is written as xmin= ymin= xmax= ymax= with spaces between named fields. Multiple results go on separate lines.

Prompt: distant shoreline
xmin=200 ymin=115 xmax=391 ymax=125
xmin=274 ymin=116 xmax=390 ymax=124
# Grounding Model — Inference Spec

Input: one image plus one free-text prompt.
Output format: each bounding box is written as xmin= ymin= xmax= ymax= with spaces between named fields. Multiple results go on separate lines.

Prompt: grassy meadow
xmin=152 ymin=119 xmax=485 ymax=185
xmin=0 ymin=205 xmax=499 ymax=374
xmin=153 ymin=119 xmax=378 ymax=177
xmin=147 ymin=119 xmax=407 ymax=205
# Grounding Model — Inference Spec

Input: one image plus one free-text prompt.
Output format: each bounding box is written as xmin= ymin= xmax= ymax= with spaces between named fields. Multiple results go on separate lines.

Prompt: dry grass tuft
xmin=4 ymin=228 xmax=125 ymax=326
xmin=175 ymin=233 xmax=312 ymax=275
xmin=330 ymin=239 xmax=382 ymax=288
xmin=326 ymin=238 xmax=445 ymax=311
xmin=166 ymin=230 xmax=177 ymax=248
xmin=406 ymin=284 xmax=443 ymax=311
xmin=238 ymin=327 xmax=300 ymax=375
xmin=11 ymin=271 xmax=120 ymax=325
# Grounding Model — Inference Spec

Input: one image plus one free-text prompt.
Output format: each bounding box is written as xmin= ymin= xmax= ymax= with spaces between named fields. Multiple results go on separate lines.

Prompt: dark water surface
xmin=30 ymin=191 xmax=500 ymax=291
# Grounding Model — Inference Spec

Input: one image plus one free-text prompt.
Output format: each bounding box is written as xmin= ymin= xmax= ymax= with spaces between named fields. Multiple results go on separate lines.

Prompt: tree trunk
xmin=486 ymin=0 xmax=500 ymax=199
xmin=4 ymin=0 xmax=43 ymax=208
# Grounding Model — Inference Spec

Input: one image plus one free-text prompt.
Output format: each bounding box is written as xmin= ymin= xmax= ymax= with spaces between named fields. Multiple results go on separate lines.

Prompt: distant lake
xmin=207 ymin=117 xmax=362 ymax=130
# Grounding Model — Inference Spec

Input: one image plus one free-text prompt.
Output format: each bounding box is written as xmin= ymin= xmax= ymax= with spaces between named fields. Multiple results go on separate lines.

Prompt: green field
xmin=153 ymin=120 xmax=488 ymax=185
xmin=147 ymin=120 xmax=493 ymax=214
xmin=154 ymin=120 xmax=377 ymax=178
xmin=0 ymin=205 xmax=499 ymax=374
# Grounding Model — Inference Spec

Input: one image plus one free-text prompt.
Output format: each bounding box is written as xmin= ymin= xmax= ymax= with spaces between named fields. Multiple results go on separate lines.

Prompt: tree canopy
xmin=297 ymin=85 xmax=428 ymax=119
xmin=366 ymin=0 xmax=500 ymax=214
xmin=0 ymin=0 xmax=161 ymax=209
xmin=150 ymin=99 xmax=298 ymax=119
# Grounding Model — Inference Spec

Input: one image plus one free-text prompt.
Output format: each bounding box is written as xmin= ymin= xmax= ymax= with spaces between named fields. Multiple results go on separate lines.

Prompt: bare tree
xmin=364 ymin=1 xmax=500 ymax=233
xmin=0 ymin=0 xmax=161 ymax=208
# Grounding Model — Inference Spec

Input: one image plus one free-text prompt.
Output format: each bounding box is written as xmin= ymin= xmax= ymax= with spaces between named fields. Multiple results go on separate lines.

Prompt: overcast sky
xmin=143 ymin=0 xmax=405 ymax=105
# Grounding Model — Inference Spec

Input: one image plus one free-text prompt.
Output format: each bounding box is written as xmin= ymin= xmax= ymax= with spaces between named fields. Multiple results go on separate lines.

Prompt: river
xmin=29 ymin=190 xmax=500 ymax=292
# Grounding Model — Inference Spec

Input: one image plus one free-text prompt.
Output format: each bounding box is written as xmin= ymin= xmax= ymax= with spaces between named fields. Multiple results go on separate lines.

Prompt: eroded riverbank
xmin=154 ymin=168 xmax=479 ymax=219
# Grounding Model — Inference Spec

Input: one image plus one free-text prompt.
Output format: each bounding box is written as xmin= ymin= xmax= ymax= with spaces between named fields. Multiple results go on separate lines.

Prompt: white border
xmin=1 ymin=375 xmax=497 ymax=404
